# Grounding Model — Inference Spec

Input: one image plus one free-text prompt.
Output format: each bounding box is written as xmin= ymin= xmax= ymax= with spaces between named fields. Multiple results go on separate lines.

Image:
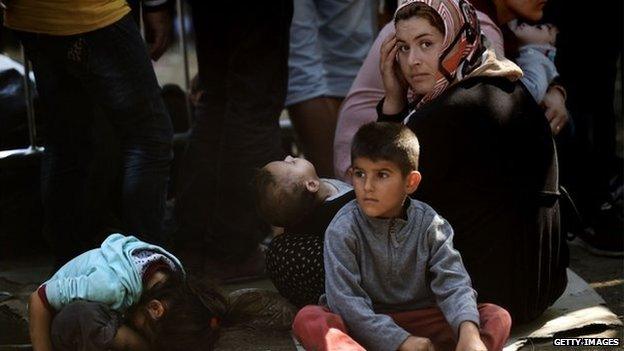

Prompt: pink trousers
xmin=292 ymin=303 xmax=511 ymax=351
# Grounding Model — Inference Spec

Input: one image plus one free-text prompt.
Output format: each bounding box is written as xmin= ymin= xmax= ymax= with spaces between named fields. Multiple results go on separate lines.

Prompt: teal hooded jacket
xmin=40 ymin=233 xmax=184 ymax=312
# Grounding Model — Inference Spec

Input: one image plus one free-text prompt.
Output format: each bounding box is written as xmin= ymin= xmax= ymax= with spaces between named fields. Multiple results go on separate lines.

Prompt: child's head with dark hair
xmin=351 ymin=122 xmax=420 ymax=175
xmin=350 ymin=122 xmax=422 ymax=218
xmin=509 ymin=20 xmax=558 ymax=46
xmin=129 ymin=273 xmax=228 ymax=351
xmin=254 ymin=155 xmax=325 ymax=228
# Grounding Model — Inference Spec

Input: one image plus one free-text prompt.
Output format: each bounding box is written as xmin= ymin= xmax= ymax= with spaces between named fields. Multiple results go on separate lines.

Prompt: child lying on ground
xmin=28 ymin=233 xmax=226 ymax=351
xmin=292 ymin=122 xmax=512 ymax=351
xmin=254 ymin=156 xmax=354 ymax=306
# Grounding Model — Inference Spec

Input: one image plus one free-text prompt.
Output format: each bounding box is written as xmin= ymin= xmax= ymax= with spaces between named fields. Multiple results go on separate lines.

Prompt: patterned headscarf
xmin=395 ymin=0 xmax=486 ymax=108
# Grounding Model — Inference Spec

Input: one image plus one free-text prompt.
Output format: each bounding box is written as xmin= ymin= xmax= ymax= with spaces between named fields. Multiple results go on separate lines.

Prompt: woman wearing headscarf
xmin=378 ymin=0 xmax=567 ymax=324
xmin=334 ymin=0 xmax=568 ymax=181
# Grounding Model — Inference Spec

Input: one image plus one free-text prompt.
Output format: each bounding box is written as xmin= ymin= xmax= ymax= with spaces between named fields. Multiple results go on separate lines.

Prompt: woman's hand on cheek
xmin=380 ymin=34 xmax=409 ymax=114
xmin=541 ymin=86 xmax=569 ymax=135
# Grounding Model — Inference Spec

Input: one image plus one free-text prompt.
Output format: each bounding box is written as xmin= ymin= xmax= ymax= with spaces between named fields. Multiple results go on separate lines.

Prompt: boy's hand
xmin=456 ymin=321 xmax=487 ymax=351
xmin=398 ymin=336 xmax=435 ymax=351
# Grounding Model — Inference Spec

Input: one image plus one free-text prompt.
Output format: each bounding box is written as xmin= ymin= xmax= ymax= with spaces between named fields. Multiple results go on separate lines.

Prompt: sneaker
xmin=567 ymin=175 xmax=624 ymax=257
xmin=226 ymin=288 xmax=297 ymax=331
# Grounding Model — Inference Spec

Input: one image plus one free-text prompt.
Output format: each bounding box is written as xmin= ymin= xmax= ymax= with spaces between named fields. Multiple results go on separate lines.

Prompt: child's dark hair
xmin=395 ymin=2 xmax=446 ymax=36
xmin=351 ymin=122 xmax=420 ymax=175
xmin=137 ymin=273 xmax=228 ymax=351
xmin=253 ymin=167 xmax=317 ymax=228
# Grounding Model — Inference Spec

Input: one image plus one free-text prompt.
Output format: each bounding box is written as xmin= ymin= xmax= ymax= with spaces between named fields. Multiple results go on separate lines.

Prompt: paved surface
xmin=0 ymin=243 xmax=622 ymax=350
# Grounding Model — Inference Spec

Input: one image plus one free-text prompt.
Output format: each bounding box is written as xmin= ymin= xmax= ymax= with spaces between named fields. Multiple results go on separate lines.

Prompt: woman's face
xmin=395 ymin=17 xmax=445 ymax=96
xmin=503 ymin=0 xmax=546 ymax=22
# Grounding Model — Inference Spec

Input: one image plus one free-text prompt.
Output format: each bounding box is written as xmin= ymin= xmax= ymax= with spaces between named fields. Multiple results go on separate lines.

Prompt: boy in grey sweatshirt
xmin=292 ymin=122 xmax=511 ymax=351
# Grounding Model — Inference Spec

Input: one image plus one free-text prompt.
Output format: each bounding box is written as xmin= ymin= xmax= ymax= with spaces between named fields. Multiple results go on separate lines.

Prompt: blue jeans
xmin=16 ymin=15 xmax=173 ymax=264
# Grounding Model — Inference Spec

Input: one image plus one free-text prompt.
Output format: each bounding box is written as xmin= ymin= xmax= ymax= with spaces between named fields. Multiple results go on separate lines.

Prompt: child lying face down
xmin=292 ymin=122 xmax=512 ymax=351
xmin=28 ymin=233 xmax=226 ymax=351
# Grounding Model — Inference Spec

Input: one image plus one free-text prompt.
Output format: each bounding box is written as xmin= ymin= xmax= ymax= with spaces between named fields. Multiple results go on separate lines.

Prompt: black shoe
xmin=568 ymin=173 xmax=624 ymax=257
xmin=569 ymin=203 xmax=624 ymax=257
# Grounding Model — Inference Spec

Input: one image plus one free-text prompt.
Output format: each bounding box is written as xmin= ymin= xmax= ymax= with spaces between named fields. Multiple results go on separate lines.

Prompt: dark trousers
xmin=50 ymin=301 xmax=122 ymax=351
xmin=16 ymin=15 xmax=173 ymax=264
xmin=552 ymin=0 xmax=623 ymax=221
xmin=175 ymin=1 xmax=293 ymax=263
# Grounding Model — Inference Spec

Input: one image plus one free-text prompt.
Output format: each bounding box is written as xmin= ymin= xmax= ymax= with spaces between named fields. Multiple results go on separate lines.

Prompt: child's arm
xmin=28 ymin=291 xmax=54 ymax=351
xmin=516 ymin=46 xmax=559 ymax=102
xmin=455 ymin=321 xmax=487 ymax=351
xmin=427 ymin=216 xmax=480 ymax=337
xmin=324 ymin=213 xmax=411 ymax=351
xmin=111 ymin=325 xmax=150 ymax=351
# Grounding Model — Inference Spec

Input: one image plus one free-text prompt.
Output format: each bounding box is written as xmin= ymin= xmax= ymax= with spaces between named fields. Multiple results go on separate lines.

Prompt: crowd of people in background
xmin=0 ymin=0 xmax=622 ymax=350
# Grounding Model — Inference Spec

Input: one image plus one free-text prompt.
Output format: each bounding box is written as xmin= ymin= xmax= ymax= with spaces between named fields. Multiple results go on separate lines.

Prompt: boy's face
xmin=265 ymin=155 xmax=318 ymax=184
xmin=351 ymin=157 xmax=421 ymax=218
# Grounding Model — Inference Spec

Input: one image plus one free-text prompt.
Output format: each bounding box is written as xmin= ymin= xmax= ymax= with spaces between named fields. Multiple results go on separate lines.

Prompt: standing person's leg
xmin=50 ymin=301 xmax=122 ymax=351
xmin=207 ymin=1 xmax=292 ymax=264
xmin=76 ymin=15 xmax=173 ymax=244
xmin=292 ymin=305 xmax=366 ymax=351
xmin=16 ymin=32 xmax=96 ymax=267
xmin=318 ymin=0 xmax=376 ymax=99
xmin=288 ymin=98 xmax=341 ymax=177
xmin=173 ymin=3 xmax=230 ymax=272
xmin=285 ymin=0 xmax=337 ymax=177
xmin=390 ymin=304 xmax=511 ymax=351
xmin=553 ymin=0 xmax=623 ymax=255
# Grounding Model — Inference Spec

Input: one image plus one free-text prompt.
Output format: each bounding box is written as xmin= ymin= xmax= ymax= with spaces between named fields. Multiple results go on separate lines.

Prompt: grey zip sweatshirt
xmin=320 ymin=199 xmax=479 ymax=351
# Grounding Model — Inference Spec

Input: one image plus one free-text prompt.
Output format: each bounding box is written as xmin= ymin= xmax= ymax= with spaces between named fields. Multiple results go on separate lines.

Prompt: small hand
xmin=143 ymin=8 xmax=173 ymax=61
xmin=380 ymin=34 xmax=409 ymax=114
xmin=398 ymin=336 xmax=436 ymax=351
xmin=456 ymin=337 xmax=487 ymax=351
xmin=541 ymin=86 xmax=568 ymax=135
xmin=456 ymin=321 xmax=487 ymax=351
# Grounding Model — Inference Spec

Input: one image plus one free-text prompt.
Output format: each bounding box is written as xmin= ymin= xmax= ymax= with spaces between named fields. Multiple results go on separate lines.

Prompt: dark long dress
xmin=378 ymin=76 xmax=568 ymax=322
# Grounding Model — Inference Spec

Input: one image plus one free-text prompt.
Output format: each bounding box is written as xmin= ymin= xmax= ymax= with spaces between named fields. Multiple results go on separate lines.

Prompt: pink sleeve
xmin=477 ymin=11 xmax=505 ymax=57
xmin=334 ymin=23 xmax=395 ymax=181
